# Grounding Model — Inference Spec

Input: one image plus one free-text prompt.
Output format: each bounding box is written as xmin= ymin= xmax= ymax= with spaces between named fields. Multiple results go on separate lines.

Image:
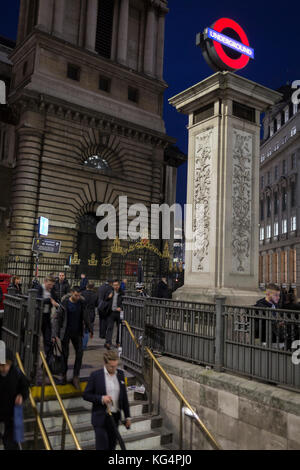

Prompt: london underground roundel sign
xmin=197 ymin=18 xmax=254 ymax=72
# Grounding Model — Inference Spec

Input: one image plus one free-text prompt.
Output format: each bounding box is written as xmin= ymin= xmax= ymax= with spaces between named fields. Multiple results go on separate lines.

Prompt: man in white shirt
xmin=83 ymin=350 xmax=131 ymax=450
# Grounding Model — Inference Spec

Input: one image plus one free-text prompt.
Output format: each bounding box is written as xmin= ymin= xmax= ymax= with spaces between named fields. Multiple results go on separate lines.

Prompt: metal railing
xmin=121 ymin=296 xmax=300 ymax=390
xmin=123 ymin=320 xmax=221 ymax=450
xmin=39 ymin=351 xmax=82 ymax=451
xmin=15 ymin=352 xmax=52 ymax=450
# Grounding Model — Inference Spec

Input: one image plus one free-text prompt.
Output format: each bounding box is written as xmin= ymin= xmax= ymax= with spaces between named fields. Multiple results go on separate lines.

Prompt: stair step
xmin=24 ymin=414 xmax=164 ymax=449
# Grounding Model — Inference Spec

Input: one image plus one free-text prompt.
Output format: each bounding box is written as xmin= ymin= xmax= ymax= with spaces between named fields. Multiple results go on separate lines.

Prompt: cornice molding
xmin=10 ymin=92 xmax=174 ymax=149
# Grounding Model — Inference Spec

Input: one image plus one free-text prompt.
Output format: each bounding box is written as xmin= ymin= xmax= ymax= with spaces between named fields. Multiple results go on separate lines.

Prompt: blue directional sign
xmin=38 ymin=217 xmax=49 ymax=236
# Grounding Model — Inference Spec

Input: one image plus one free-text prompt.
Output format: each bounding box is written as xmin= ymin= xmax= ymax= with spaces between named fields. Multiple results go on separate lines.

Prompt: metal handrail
xmin=123 ymin=320 xmax=222 ymax=450
xmin=15 ymin=353 xmax=52 ymax=450
xmin=39 ymin=351 xmax=82 ymax=450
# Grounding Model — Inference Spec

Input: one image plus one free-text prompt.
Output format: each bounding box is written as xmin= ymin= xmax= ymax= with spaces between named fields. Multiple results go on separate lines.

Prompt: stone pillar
xmin=169 ymin=72 xmax=281 ymax=306
xmin=53 ymin=0 xmax=66 ymax=38
xmin=17 ymin=0 xmax=28 ymax=44
xmin=117 ymin=0 xmax=129 ymax=65
xmin=10 ymin=127 xmax=44 ymax=257
xmin=85 ymin=0 xmax=98 ymax=52
xmin=144 ymin=5 xmax=156 ymax=76
xmin=37 ymin=0 xmax=54 ymax=33
xmin=156 ymin=12 xmax=166 ymax=79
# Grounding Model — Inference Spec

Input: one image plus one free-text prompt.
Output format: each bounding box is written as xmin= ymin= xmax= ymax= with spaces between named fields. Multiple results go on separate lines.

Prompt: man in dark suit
xmin=83 ymin=350 xmax=131 ymax=450
xmin=97 ymin=280 xmax=113 ymax=339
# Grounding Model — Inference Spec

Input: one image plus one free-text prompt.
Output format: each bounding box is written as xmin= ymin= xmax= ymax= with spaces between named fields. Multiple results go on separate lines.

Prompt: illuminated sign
xmin=38 ymin=216 xmax=49 ymax=236
xmin=197 ymin=18 xmax=254 ymax=72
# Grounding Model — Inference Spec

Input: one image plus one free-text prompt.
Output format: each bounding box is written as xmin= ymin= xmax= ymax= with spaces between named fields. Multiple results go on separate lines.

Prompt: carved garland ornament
xmin=192 ymin=129 xmax=212 ymax=272
xmin=232 ymin=129 xmax=252 ymax=274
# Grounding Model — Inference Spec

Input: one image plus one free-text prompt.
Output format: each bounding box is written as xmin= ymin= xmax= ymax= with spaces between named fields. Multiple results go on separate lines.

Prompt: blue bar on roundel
xmin=207 ymin=28 xmax=255 ymax=59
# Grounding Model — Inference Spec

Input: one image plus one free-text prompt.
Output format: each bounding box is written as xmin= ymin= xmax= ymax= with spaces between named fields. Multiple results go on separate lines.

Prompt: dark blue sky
xmin=2 ymin=1 xmax=300 ymax=207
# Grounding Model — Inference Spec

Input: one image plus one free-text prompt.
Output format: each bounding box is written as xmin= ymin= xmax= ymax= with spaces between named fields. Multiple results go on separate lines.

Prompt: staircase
xmin=21 ymin=374 xmax=176 ymax=451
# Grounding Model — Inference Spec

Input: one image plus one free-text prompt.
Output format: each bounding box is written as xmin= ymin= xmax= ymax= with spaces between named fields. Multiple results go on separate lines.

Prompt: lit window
xmin=266 ymin=225 xmax=271 ymax=238
xmin=291 ymin=216 xmax=297 ymax=231
xmin=293 ymin=103 xmax=298 ymax=115
xmin=260 ymin=227 xmax=265 ymax=241
xmin=83 ymin=155 xmax=110 ymax=170
xmin=285 ymin=108 xmax=289 ymax=123
xmin=282 ymin=219 xmax=287 ymax=234
xmin=274 ymin=222 xmax=278 ymax=237
xmin=270 ymin=123 xmax=274 ymax=137
xmin=291 ymin=126 xmax=296 ymax=136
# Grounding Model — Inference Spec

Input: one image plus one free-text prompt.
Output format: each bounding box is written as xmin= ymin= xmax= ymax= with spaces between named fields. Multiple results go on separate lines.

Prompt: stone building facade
xmin=259 ymin=85 xmax=300 ymax=295
xmin=0 ymin=0 xmax=184 ymax=281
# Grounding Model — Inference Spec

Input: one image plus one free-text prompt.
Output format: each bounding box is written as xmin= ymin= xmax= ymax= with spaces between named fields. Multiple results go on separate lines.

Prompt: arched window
xmin=83 ymin=154 xmax=110 ymax=170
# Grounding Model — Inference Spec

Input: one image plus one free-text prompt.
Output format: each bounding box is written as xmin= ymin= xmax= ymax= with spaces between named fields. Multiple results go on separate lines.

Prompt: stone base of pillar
xmin=172 ymin=286 xmax=263 ymax=306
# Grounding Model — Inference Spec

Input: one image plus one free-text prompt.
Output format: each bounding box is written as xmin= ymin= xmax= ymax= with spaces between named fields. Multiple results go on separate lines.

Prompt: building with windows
xmin=0 ymin=0 xmax=186 ymax=282
xmin=259 ymin=84 xmax=300 ymax=294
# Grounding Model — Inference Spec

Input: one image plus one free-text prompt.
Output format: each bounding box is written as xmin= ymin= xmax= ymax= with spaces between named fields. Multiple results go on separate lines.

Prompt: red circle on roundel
xmin=212 ymin=18 xmax=250 ymax=70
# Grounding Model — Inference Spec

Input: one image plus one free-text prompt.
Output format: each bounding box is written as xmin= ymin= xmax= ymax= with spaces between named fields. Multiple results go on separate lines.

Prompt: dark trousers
xmin=94 ymin=412 xmax=120 ymax=450
xmin=41 ymin=313 xmax=52 ymax=363
xmin=0 ymin=418 xmax=19 ymax=450
xmin=61 ymin=334 xmax=83 ymax=377
xmin=99 ymin=313 xmax=108 ymax=339
xmin=106 ymin=311 xmax=120 ymax=345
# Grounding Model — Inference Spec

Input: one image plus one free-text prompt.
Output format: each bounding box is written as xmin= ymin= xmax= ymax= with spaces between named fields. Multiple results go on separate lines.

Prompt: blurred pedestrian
xmin=120 ymin=279 xmax=127 ymax=292
xmin=79 ymin=274 xmax=88 ymax=292
xmin=9 ymin=276 xmax=22 ymax=294
xmin=51 ymin=272 xmax=70 ymax=303
xmin=254 ymin=284 xmax=284 ymax=346
xmin=0 ymin=347 xmax=29 ymax=450
xmin=97 ymin=280 xmax=113 ymax=339
xmin=52 ymin=286 xmax=93 ymax=389
xmin=156 ymin=277 xmax=169 ymax=298
xmin=37 ymin=276 xmax=58 ymax=364
xmin=81 ymin=283 xmax=98 ymax=350
xmin=105 ymin=280 xmax=124 ymax=350
xmin=83 ymin=350 xmax=131 ymax=450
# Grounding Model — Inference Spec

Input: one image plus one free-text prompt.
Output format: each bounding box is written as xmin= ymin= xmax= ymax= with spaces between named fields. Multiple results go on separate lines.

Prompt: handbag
xmin=48 ymin=340 xmax=64 ymax=376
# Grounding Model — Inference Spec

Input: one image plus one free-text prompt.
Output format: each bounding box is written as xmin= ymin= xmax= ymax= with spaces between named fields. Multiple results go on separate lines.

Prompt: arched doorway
xmin=76 ymin=213 xmax=101 ymax=279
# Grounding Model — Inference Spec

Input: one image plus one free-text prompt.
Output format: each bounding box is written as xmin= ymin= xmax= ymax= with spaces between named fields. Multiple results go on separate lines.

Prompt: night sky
xmin=2 ymin=1 xmax=300 ymax=208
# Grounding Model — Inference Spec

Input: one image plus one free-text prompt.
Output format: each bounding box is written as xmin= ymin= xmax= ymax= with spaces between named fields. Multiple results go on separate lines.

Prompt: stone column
xmin=169 ymin=72 xmax=281 ymax=305
xmin=53 ymin=0 xmax=66 ymax=38
xmin=17 ymin=0 xmax=28 ymax=44
xmin=117 ymin=0 xmax=129 ymax=65
xmin=156 ymin=12 xmax=166 ymax=79
xmin=37 ymin=0 xmax=54 ymax=33
xmin=10 ymin=127 xmax=44 ymax=257
xmin=85 ymin=0 xmax=98 ymax=52
xmin=144 ymin=5 xmax=156 ymax=76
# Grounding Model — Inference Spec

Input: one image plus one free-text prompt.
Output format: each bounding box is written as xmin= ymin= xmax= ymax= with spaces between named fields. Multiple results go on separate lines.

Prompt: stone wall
xmin=0 ymin=165 xmax=12 ymax=257
xmin=152 ymin=356 xmax=300 ymax=450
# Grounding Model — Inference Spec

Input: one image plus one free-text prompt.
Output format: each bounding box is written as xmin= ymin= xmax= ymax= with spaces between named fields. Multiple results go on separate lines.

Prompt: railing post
xmin=24 ymin=289 xmax=38 ymax=379
xmin=215 ymin=296 xmax=226 ymax=372
xmin=61 ymin=416 xmax=67 ymax=450
xmin=149 ymin=356 xmax=153 ymax=415
xmin=179 ymin=399 xmax=184 ymax=450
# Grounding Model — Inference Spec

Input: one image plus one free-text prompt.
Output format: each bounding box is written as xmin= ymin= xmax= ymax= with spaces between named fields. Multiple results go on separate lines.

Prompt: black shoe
xmin=60 ymin=375 xmax=67 ymax=385
xmin=72 ymin=376 xmax=81 ymax=391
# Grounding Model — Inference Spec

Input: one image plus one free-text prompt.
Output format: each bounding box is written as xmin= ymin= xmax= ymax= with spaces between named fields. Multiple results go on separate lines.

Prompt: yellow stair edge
xmin=31 ymin=376 xmax=128 ymax=400
xmin=31 ymin=381 xmax=88 ymax=400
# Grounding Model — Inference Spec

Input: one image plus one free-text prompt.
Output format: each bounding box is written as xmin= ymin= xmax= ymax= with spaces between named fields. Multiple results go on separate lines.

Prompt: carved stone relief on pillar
xmin=192 ymin=129 xmax=213 ymax=273
xmin=231 ymin=129 xmax=253 ymax=274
